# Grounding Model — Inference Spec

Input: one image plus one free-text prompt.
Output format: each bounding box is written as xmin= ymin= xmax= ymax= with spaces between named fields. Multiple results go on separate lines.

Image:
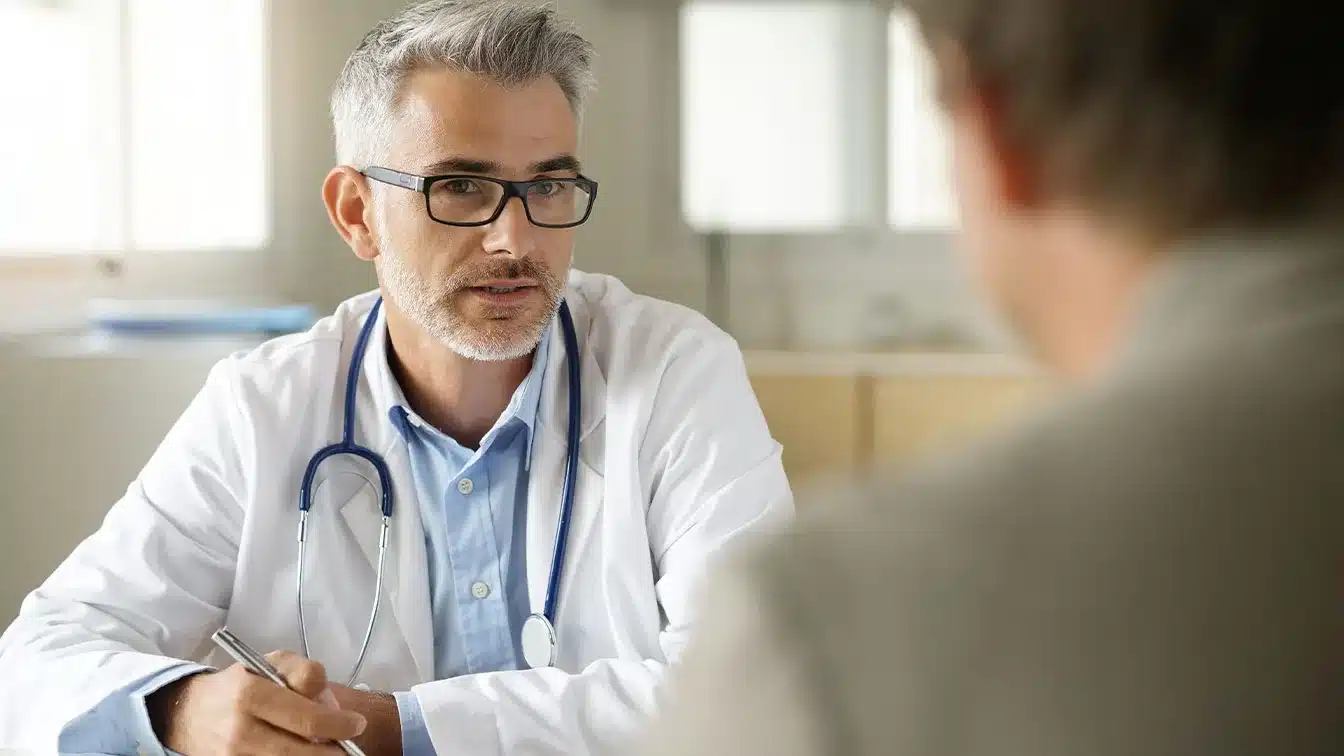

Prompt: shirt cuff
xmin=394 ymin=690 xmax=437 ymax=756
xmin=56 ymin=661 xmax=208 ymax=756
xmin=128 ymin=663 xmax=212 ymax=756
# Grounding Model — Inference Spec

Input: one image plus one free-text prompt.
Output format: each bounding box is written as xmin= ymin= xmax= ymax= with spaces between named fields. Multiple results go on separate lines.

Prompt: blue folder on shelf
xmin=88 ymin=301 xmax=317 ymax=337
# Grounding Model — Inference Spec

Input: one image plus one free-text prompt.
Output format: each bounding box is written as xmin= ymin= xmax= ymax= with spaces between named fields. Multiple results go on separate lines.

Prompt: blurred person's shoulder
xmin=782 ymin=302 xmax=1344 ymax=565
xmin=767 ymin=337 xmax=1344 ymax=613
xmin=730 ymin=340 xmax=1344 ymax=753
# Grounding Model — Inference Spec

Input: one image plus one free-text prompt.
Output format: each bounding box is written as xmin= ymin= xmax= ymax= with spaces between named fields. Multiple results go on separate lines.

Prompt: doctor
xmin=0 ymin=1 xmax=792 ymax=754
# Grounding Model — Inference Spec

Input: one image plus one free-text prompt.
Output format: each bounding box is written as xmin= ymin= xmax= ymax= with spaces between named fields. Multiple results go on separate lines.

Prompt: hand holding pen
xmin=145 ymin=628 xmax=367 ymax=756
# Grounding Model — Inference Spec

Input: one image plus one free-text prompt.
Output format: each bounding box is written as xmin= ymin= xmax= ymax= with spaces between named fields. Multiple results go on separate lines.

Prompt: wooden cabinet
xmin=746 ymin=352 xmax=1051 ymax=486
xmin=748 ymin=374 xmax=865 ymax=483
xmin=872 ymin=375 xmax=1049 ymax=463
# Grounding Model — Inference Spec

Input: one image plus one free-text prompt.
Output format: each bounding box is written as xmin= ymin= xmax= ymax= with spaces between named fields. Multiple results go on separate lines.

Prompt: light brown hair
xmin=904 ymin=0 xmax=1343 ymax=234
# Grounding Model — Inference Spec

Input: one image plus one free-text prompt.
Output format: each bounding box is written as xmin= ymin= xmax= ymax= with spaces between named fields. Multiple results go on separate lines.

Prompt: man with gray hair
xmin=0 ymin=1 xmax=792 ymax=754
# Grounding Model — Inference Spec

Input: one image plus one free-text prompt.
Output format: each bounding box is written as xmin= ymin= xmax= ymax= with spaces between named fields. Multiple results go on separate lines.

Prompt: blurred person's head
xmin=323 ymin=0 xmax=596 ymax=361
xmin=903 ymin=0 xmax=1342 ymax=379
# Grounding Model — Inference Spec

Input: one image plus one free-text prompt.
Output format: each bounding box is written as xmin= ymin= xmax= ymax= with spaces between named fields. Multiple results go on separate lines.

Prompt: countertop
xmin=0 ymin=329 xmax=267 ymax=360
xmin=741 ymin=350 xmax=1038 ymax=377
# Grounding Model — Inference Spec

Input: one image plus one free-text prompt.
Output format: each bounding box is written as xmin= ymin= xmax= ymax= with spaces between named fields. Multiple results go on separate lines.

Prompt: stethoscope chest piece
xmin=521 ymin=613 xmax=558 ymax=669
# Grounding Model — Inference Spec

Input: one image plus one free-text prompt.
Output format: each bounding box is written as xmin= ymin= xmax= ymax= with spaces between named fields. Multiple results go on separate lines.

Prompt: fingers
xmin=234 ymin=717 xmax=349 ymax=756
xmin=266 ymin=650 xmax=329 ymax=699
xmin=240 ymin=678 xmax=367 ymax=743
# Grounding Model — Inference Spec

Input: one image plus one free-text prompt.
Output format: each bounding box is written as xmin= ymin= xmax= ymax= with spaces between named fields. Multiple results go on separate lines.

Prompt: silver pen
xmin=211 ymin=628 xmax=369 ymax=756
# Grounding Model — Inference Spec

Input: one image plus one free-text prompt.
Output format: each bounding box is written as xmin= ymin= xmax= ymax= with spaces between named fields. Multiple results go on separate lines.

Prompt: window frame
xmin=661 ymin=0 xmax=957 ymax=252
xmin=0 ymin=0 xmax=275 ymax=303
xmin=632 ymin=0 xmax=975 ymax=351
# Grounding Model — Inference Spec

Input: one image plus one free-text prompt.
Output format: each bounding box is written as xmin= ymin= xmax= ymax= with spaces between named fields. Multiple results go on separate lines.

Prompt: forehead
xmin=388 ymin=67 xmax=578 ymax=172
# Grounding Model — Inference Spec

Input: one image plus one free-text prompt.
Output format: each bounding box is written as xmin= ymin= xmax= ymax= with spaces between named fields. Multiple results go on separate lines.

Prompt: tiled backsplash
xmin=611 ymin=230 xmax=1016 ymax=354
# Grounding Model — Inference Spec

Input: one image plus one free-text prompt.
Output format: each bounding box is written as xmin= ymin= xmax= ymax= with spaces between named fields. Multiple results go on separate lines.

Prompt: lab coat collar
xmin=522 ymin=277 xmax=609 ymax=623
xmin=518 ymin=320 xmax=552 ymax=463
xmin=534 ymin=289 xmax=607 ymax=451
xmin=358 ymin=285 xmax=605 ymax=456
xmin=359 ymin=297 xmax=407 ymax=456
xmin=377 ymin=314 xmax=553 ymax=466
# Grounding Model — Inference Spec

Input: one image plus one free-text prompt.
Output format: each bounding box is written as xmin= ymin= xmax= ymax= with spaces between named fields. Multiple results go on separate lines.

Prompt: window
xmin=888 ymin=7 xmax=958 ymax=229
xmin=679 ymin=1 xmax=958 ymax=233
xmin=680 ymin=2 xmax=854 ymax=232
xmin=0 ymin=0 xmax=268 ymax=260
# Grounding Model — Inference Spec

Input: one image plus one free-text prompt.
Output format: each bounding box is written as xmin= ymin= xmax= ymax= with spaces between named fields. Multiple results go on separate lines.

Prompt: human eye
xmin=529 ymin=180 xmax=572 ymax=198
xmin=436 ymin=177 xmax=484 ymax=196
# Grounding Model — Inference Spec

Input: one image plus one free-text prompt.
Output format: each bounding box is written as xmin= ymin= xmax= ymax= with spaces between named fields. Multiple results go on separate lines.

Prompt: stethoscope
xmin=296 ymin=296 xmax=581 ymax=684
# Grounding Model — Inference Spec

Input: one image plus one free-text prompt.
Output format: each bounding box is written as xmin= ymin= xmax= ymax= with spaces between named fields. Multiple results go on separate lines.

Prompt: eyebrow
xmin=422 ymin=154 xmax=582 ymax=177
xmin=531 ymin=155 xmax=582 ymax=174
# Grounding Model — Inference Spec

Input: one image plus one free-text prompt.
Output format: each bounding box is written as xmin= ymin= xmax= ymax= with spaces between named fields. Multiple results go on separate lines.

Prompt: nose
xmin=481 ymin=195 xmax=536 ymax=257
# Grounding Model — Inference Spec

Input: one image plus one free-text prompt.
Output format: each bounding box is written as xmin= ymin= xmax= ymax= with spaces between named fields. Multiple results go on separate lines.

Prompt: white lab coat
xmin=0 ymin=271 xmax=794 ymax=755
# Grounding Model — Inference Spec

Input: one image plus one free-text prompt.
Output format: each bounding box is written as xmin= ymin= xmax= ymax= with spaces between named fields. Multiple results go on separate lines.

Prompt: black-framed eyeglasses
xmin=360 ymin=166 xmax=599 ymax=228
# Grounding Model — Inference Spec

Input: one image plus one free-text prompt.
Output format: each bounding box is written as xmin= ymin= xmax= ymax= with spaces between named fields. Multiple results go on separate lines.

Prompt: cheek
xmin=388 ymin=214 xmax=475 ymax=274
xmin=425 ymin=228 xmax=477 ymax=274
xmin=538 ymin=229 xmax=576 ymax=270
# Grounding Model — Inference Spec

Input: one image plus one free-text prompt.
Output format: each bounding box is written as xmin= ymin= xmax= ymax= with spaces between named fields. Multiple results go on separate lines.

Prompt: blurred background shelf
xmin=744 ymin=350 xmax=1051 ymax=487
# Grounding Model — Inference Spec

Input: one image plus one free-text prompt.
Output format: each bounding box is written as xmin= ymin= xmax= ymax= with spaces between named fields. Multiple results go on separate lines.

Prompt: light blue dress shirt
xmin=389 ymin=325 xmax=549 ymax=754
xmin=57 ymin=324 xmax=550 ymax=756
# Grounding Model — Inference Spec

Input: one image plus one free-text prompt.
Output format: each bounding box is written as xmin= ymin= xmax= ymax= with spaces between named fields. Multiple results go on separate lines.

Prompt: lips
xmin=468 ymin=279 xmax=538 ymax=293
xmin=461 ymin=280 xmax=541 ymax=308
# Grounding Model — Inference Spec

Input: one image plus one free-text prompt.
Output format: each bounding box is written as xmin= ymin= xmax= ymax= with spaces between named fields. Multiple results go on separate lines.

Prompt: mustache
xmin=445 ymin=258 xmax=560 ymax=291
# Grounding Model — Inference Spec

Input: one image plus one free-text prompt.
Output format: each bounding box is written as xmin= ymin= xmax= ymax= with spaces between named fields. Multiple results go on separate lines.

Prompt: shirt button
xmin=457 ymin=478 xmax=474 ymax=495
xmin=471 ymin=581 xmax=491 ymax=599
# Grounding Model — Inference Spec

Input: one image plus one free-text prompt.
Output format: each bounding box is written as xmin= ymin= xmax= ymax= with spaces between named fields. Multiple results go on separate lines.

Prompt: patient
xmin=643 ymin=0 xmax=1343 ymax=754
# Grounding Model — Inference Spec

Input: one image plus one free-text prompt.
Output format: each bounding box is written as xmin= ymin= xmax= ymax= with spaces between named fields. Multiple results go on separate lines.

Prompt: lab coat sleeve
xmin=0 ymin=359 xmax=247 ymax=752
xmin=409 ymin=332 xmax=795 ymax=756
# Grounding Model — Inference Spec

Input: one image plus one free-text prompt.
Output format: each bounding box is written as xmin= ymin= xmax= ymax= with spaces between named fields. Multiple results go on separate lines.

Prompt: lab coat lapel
xmin=338 ymin=298 xmax=436 ymax=681
xmin=380 ymin=440 xmax=435 ymax=681
xmin=525 ymin=421 xmax=567 ymax=617
xmin=340 ymin=489 xmax=389 ymax=588
xmin=525 ymin=294 xmax=607 ymax=624
xmin=335 ymin=445 xmax=433 ymax=682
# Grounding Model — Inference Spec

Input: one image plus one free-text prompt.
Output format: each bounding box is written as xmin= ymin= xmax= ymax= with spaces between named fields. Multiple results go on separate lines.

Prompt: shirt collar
xmin=512 ymin=317 xmax=552 ymax=445
xmin=383 ymin=314 xmax=553 ymax=458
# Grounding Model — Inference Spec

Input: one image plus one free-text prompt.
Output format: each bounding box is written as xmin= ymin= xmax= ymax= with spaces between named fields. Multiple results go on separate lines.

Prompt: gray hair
xmin=331 ymin=0 xmax=596 ymax=167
